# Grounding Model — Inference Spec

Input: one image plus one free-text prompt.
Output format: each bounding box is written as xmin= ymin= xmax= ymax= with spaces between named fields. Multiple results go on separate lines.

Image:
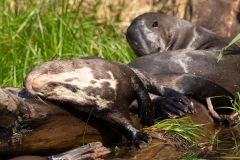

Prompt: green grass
xmin=227 ymin=92 xmax=240 ymax=115
xmin=209 ymin=92 xmax=240 ymax=116
xmin=218 ymin=33 xmax=240 ymax=62
xmin=146 ymin=117 xmax=212 ymax=145
xmin=0 ymin=0 xmax=136 ymax=87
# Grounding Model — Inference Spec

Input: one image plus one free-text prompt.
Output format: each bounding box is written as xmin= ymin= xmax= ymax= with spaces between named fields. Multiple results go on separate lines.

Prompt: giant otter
xmin=126 ymin=12 xmax=240 ymax=109
xmin=128 ymin=49 xmax=240 ymax=98
xmin=24 ymin=57 xmax=195 ymax=148
xmin=126 ymin=12 xmax=240 ymax=56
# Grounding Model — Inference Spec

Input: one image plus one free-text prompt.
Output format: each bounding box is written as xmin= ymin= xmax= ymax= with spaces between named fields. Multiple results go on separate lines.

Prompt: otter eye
xmin=152 ymin=21 xmax=158 ymax=28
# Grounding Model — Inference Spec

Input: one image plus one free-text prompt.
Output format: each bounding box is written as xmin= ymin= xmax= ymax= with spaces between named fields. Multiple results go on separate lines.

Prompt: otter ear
xmin=51 ymin=56 xmax=58 ymax=61
xmin=152 ymin=21 xmax=158 ymax=28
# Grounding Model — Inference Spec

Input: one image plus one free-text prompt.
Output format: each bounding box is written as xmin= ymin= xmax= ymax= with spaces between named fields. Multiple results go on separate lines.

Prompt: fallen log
xmin=9 ymin=142 xmax=110 ymax=160
xmin=49 ymin=141 xmax=110 ymax=160
xmin=0 ymin=87 xmax=220 ymax=159
xmin=0 ymin=87 xmax=122 ymax=158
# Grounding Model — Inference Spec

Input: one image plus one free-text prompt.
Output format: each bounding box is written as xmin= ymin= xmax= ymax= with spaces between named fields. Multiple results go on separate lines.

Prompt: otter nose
xmin=31 ymin=76 xmax=48 ymax=90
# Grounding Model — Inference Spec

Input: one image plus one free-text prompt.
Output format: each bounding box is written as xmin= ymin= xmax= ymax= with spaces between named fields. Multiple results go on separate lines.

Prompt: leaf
xmin=218 ymin=33 xmax=240 ymax=62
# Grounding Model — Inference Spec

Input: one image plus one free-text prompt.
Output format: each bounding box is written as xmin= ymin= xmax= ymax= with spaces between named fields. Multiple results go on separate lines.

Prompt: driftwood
xmin=0 ymin=86 xmax=219 ymax=159
xmin=49 ymin=142 xmax=110 ymax=160
xmin=0 ymin=87 xmax=122 ymax=158
xmin=9 ymin=142 xmax=110 ymax=160
xmin=206 ymin=97 xmax=240 ymax=126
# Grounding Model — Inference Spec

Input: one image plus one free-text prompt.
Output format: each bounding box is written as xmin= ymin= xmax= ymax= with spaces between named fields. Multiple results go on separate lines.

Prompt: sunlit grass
xmin=144 ymin=117 xmax=213 ymax=145
xmin=0 ymin=0 xmax=136 ymax=87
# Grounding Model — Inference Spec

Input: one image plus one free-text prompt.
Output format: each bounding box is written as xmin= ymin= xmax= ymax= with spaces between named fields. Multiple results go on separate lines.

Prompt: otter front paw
xmin=158 ymin=88 xmax=196 ymax=118
xmin=131 ymin=131 xmax=152 ymax=149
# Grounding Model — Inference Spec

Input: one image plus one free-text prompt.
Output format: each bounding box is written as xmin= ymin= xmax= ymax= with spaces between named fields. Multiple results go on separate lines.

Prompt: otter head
xmin=126 ymin=12 xmax=170 ymax=57
xmin=23 ymin=59 xmax=84 ymax=99
xmin=23 ymin=58 xmax=118 ymax=109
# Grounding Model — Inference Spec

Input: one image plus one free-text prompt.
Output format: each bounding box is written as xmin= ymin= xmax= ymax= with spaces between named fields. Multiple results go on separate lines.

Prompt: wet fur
xmin=126 ymin=12 xmax=240 ymax=57
xmin=24 ymin=57 xmax=155 ymax=148
xmin=24 ymin=57 xmax=195 ymax=148
xmin=126 ymin=12 xmax=240 ymax=111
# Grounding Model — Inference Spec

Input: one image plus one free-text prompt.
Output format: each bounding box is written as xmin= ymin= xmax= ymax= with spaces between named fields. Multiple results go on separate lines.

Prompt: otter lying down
xmin=24 ymin=57 xmax=195 ymax=148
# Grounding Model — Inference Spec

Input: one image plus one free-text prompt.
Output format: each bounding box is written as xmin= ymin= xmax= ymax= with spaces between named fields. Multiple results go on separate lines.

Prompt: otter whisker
xmin=25 ymin=90 xmax=50 ymax=107
xmin=36 ymin=95 xmax=50 ymax=107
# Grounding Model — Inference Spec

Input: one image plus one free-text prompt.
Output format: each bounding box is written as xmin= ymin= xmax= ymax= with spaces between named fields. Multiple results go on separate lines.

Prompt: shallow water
xmin=103 ymin=125 xmax=240 ymax=159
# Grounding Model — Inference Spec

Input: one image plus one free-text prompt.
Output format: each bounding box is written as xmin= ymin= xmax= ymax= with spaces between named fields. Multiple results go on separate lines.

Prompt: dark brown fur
xmin=24 ymin=57 xmax=195 ymax=148
xmin=126 ymin=12 xmax=240 ymax=111
xmin=126 ymin=12 xmax=240 ymax=57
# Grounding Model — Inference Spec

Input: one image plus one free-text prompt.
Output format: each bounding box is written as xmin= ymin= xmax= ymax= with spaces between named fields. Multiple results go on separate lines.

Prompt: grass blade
xmin=218 ymin=33 xmax=240 ymax=62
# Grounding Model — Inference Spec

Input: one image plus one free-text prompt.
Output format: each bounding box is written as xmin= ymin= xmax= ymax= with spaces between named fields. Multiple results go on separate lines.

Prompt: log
xmin=0 ymin=87 xmax=218 ymax=159
xmin=9 ymin=142 xmax=110 ymax=160
xmin=48 ymin=142 xmax=110 ymax=160
xmin=0 ymin=87 xmax=122 ymax=158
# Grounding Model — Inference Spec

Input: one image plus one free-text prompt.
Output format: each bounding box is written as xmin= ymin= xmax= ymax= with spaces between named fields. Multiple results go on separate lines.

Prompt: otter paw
xmin=131 ymin=131 xmax=152 ymax=149
xmin=162 ymin=88 xmax=196 ymax=117
xmin=156 ymin=97 xmax=196 ymax=119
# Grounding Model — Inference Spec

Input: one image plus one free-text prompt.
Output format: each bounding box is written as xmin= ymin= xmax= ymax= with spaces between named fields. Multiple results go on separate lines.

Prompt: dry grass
xmin=3 ymin=0 xmax=189 ymax=32
xmin=67 ymin=0 xmax=189 ymax=32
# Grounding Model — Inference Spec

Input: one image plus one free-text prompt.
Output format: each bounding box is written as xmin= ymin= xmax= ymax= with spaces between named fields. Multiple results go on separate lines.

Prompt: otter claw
xmin=131 ymin=131 xmax=152 ymax=149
